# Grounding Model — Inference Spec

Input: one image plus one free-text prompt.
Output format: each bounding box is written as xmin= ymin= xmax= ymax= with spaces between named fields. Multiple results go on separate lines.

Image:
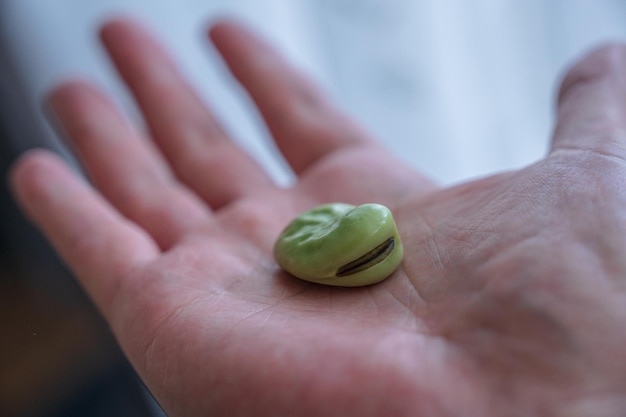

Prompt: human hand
xmin=11 ymin=19 xmax=626 ymax=416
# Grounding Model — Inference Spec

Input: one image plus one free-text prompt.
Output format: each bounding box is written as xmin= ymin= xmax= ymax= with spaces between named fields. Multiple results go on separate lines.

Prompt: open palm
xmin=12 ymin=19 xmax=626 ymax=416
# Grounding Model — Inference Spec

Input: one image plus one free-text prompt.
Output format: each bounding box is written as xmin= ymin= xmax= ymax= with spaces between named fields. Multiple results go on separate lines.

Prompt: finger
xmin=209 ymin=20 xmax=377 ymax=175
xmin=100 ymin=19 xmax=274 ymax=208
xmin=49 ymin=82 xmax=211 ymax=249
xmin=551 ymin=44 xmax=626 ymax=160
xmin=10 ymin=150 xmax=158 ymax=317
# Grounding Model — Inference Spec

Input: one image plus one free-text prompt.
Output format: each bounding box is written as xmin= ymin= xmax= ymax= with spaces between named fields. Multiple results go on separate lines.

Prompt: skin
xmin=9 ymin=18 xmax=626 ymax=417
xmin=273 ymin=203 xmax=404 ymax=287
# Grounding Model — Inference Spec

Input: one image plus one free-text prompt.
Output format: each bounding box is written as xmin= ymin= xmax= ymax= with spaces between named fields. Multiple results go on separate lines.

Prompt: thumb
xmin=551 ymin=44 xmax=626 ymax=160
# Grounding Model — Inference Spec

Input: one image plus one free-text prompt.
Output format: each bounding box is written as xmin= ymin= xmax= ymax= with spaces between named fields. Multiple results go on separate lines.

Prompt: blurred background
xmin=1 ymin=1 xmax=626 ymax=416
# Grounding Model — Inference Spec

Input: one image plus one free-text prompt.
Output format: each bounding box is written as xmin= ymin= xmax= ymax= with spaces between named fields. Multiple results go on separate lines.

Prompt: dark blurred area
xmin=0 ymin=38 xmax=163 ymax=417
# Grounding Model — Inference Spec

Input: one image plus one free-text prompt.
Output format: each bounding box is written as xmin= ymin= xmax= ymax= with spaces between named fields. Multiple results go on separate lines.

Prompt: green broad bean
xmin=273 ymin=203 xmax=403 ymax=287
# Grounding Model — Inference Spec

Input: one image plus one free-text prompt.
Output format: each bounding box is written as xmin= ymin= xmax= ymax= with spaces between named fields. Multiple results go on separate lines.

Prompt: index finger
xmin=209 ymin=20 xmax=377 ymax=175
